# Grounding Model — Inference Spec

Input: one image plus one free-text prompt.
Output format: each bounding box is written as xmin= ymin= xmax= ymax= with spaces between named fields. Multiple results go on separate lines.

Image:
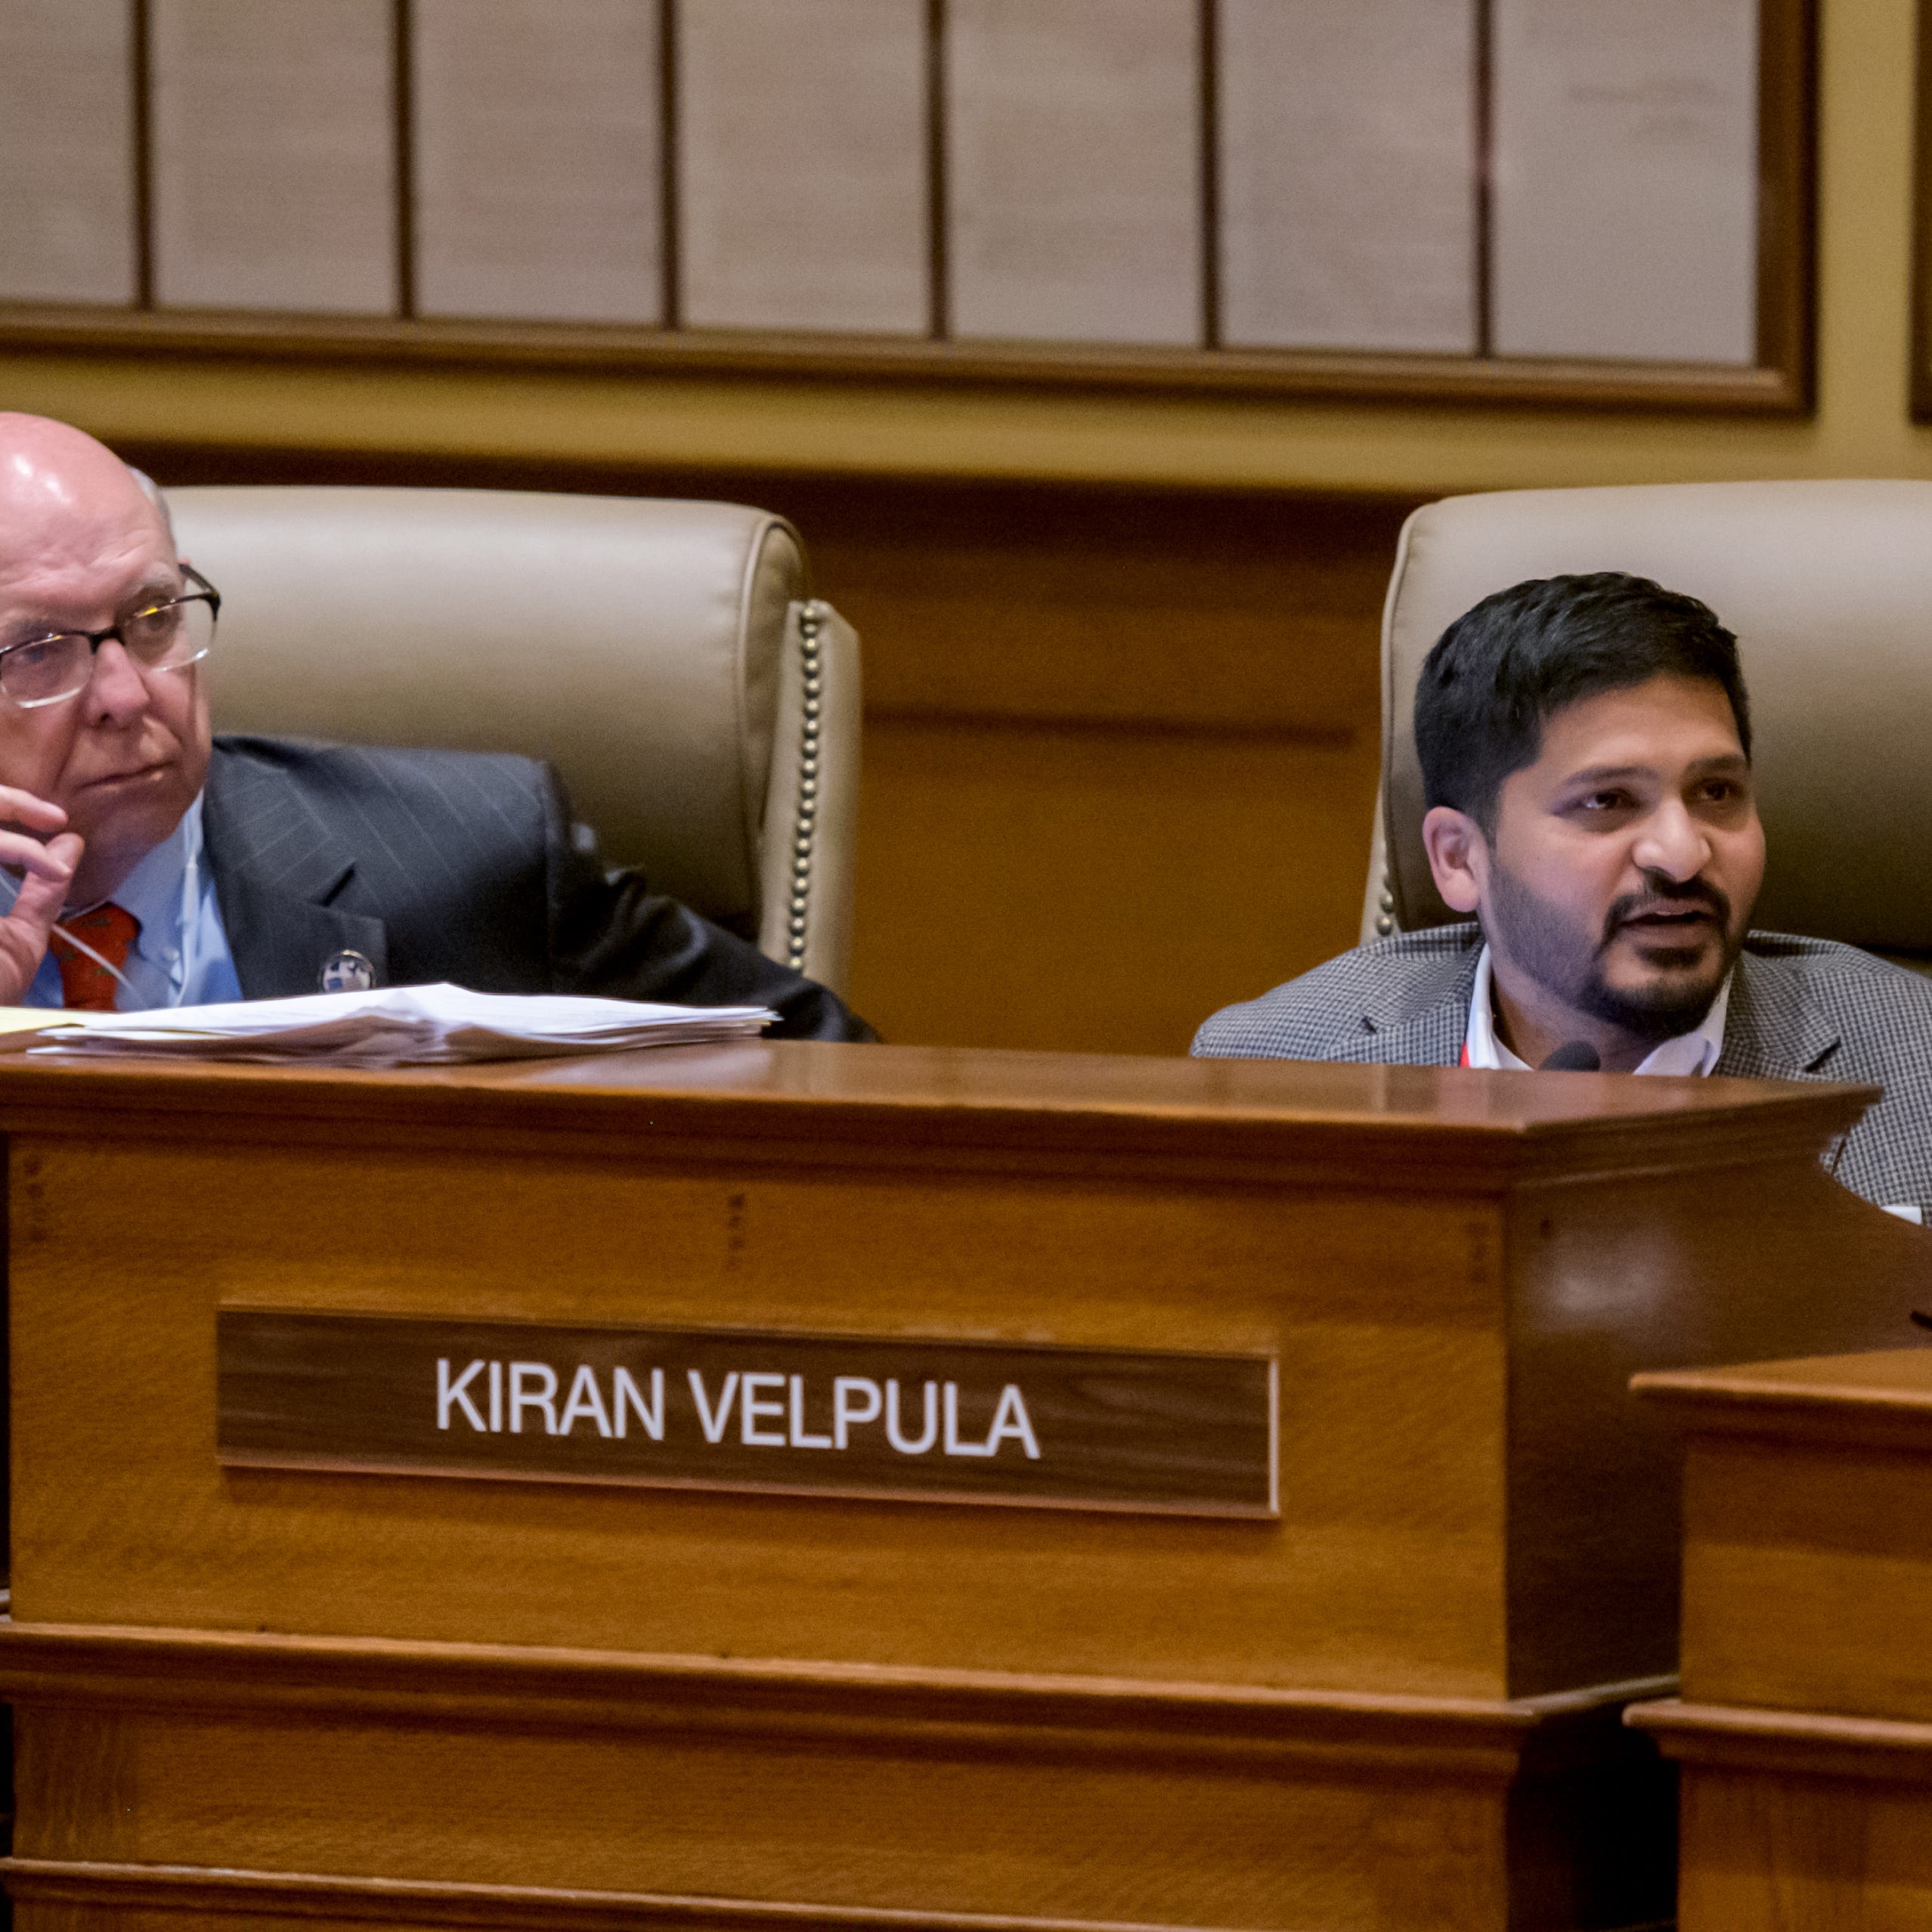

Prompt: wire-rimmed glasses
xmin=0 ymin=565 xmax=220 ymax=711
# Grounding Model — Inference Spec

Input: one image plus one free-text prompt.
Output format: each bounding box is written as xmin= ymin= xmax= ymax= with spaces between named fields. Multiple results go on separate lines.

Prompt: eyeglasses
xmin=0 ymin=566 xmax=220 ymax=711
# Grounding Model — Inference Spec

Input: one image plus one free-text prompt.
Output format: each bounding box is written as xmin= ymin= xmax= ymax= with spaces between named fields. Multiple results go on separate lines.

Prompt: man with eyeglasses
xmin=0 ymin=413 xmax=873 ymax=1036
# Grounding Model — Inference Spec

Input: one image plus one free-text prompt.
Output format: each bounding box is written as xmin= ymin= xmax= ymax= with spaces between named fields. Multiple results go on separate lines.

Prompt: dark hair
xmin=1414 ymin=571 xmax=1752 ymax=829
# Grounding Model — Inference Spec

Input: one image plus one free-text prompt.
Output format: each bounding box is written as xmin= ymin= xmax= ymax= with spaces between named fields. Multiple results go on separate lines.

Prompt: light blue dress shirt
xmin=20 ymin=792 xmax=243 ymax=1011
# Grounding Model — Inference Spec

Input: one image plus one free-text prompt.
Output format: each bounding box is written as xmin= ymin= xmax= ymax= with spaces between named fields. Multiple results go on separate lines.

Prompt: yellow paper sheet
xmin=0 ymin=1008 xmax=79 ymax=1050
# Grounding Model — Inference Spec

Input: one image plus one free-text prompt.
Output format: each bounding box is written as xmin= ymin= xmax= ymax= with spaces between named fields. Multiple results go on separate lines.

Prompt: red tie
xmin=51 ymin=903 xmax=141 ymax=1012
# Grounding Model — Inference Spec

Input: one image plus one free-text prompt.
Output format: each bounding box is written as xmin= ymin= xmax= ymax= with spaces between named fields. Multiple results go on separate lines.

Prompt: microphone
xmin=1540 ymin=1041 xmax=1601 ymax=1072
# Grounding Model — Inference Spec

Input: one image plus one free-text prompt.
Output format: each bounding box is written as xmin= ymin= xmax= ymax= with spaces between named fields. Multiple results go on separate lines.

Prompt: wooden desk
xmin=0 ymin=1044 xmax=1920 ymax=1932
xmin=1632 ymin=1348 xmax=1932 ymax=1927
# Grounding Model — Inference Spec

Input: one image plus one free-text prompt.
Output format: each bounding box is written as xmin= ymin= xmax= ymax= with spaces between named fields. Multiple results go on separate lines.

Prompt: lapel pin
xmin=320 ymin=949 xmax=376 ymax=995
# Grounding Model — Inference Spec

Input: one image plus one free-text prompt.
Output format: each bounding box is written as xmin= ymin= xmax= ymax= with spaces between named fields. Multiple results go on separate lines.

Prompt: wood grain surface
xmin=1633 ymin=1702 xmax=1932 ymax=1930
xmin=1637 ymin=1349 xmax=1932 ymax=1720
xmin=11 ymin=1128 xmax=1516 ymax=1693
xmin=1674 ymin=1770 xmax=1932 ymax=1931
xmin=0 ymin=302 xmax=1811 ymax=413
xmin=0 ymin=1040 xmax=1879 ymax=1178
xmin=0 ymin=1624 xmax=1669 ymax=1932
xmin=3 ymin=1855 xmax=1507 ymax=1932
xmin=1632 ymin=1348 xmax=1932 ymax=1929
xmin=0 ymin=1048 xmax=1916 ymax=1929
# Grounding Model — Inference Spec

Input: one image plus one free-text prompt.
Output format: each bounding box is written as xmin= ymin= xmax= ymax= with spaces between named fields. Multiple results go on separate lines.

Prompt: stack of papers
xmin=23 ymin=984 xmax=776 ymax=1068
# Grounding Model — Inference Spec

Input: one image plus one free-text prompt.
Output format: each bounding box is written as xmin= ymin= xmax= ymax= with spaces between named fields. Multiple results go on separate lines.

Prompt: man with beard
xmin=1193 ymin=571 xmax=1932 ymax=1220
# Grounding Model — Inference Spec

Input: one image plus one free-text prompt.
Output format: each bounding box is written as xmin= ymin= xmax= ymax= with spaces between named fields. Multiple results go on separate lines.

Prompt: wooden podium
xmin=1632 ymin=1348 xmax=1932 ymax=1927
xmin=0 ymin=1042 xmax=1921 ymax=1932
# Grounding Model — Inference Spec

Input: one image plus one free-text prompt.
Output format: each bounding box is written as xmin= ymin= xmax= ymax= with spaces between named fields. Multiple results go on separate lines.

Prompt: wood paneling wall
xmin=822 ymin=481 xmax=1406 ymax=1054
xmin=129 ymin=446 xmax=1413 ymax=1055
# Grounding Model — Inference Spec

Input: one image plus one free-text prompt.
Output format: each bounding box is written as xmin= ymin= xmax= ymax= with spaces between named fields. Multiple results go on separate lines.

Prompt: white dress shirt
xmin=1463 ymin=943 xmax=1730 ymax=1076
xmin=1464 ymin=942 xmax=1924 ymax=1223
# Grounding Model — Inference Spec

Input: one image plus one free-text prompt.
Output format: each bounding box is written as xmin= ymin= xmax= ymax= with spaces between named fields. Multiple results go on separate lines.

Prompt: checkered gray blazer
xmin=1194 ymin=923 xmax=1932 ymax=1217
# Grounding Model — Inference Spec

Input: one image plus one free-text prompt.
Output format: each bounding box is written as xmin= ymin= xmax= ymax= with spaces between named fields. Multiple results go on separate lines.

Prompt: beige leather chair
xmin=166 ymin=487 xmax=861 ymax=995
xmin=1365 ymin=481 xmax=1932 ymax=965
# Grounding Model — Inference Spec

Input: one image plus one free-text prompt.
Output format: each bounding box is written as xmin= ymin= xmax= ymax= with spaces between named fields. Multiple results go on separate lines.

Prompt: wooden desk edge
xmin=1633 ymin=1349 xmax=1932 ymax=1450
xmin=0 ymin=1045 xmax=1879 ymax=1188
xmin=1628 ymin=1695 xmax=1932 ymax=1784
xmin=0 ymin=1856 xmax=1218 ymax=1932
xmin=0 ymin=1619 xmax=1670 ymax=1766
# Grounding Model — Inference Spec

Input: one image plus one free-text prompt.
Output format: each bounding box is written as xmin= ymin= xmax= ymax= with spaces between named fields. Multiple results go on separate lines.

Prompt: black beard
xmin=1482 ymin=860 xmax=1742 ymax=1048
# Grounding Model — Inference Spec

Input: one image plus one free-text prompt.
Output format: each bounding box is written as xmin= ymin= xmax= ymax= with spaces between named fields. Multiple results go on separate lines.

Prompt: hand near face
xmin=0 ymin=414 xmax=213 ymax=930
xmin=0 ymin=788 xmax=80 ymax=1005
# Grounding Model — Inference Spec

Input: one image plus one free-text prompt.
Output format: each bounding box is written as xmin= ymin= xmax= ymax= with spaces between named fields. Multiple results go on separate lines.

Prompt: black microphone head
xmin=1540 ymin=1040 xmax=1601 ymax=1073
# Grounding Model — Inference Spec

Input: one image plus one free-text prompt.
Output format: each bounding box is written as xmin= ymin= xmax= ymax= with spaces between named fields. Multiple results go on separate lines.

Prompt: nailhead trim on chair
xmin=786 ymin=601 xmax=827 ymax=972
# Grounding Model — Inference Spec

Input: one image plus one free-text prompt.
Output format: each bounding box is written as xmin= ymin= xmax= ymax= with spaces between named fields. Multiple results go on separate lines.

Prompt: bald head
xmin=0 ymin=415 xmax=172 ymax=570
xmin=0 ymin=414 xmax=209 ymax=908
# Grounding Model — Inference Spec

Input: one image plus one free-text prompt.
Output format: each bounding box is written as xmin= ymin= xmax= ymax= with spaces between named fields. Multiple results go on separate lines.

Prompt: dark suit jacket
xmin=1194 ymin=922 xmax=1932 ymax=1217
xmin=201 ymin=736 xmax=873 ymax=1042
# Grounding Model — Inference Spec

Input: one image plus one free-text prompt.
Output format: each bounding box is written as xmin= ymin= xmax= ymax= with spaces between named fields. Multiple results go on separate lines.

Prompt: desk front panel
xmin=10 ymin=1131 xmax=1509 ymax=1698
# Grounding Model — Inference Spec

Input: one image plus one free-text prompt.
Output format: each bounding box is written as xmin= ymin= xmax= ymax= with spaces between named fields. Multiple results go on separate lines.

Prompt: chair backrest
xmin=1367 ymin=481 xmax=1932 ymax=961
xmin=167 ymin=485 xmax=861 ymax=994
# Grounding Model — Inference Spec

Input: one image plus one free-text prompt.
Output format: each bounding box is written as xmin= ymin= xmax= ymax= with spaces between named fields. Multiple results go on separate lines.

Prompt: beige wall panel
xmin=413 ymin=0 xmax=661 ymax=325
xmin=947 ymin=0 xmax=1200 ymax=345
xmin=150 ymin=0 xmax=396 ymax=315
xmin=0 ymin=0 xmax=137 ymax=305
xmin=680 ymin=0 xmax=926 ymax=335
xmin=1219 ymin=0 xmax=1478 ymax=354
xmin=1492 ymin=0 xmax=1758 ymax=364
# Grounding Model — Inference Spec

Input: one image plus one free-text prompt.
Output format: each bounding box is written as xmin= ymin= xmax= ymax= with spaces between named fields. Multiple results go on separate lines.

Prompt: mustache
xmin=1600 ymin=875 xmax=1732 ymax=948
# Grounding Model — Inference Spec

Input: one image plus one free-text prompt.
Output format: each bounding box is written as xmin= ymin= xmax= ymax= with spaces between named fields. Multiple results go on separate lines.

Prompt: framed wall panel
xmin=0 ymin=0 xmax=138 ymax=306
xmin=413 ymin=0 xmax=661 ymax=326
xmin=149 ymin=0 xmax=398 ymax=316
xmin=1909 ymin=0 xmax=1932 ymax=419
xmin=1493 ymin=0 xmax=1759 ymax=364
xmin=946 ymin=0 xmax=1199 ymax=346
xmin=1218 ymin=0 xmax=1478 ymax=355
xmin=0 ymin=0 xmax=1815 ymax=411
xmin=680 ymin=0 xmax=926 ymax=336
